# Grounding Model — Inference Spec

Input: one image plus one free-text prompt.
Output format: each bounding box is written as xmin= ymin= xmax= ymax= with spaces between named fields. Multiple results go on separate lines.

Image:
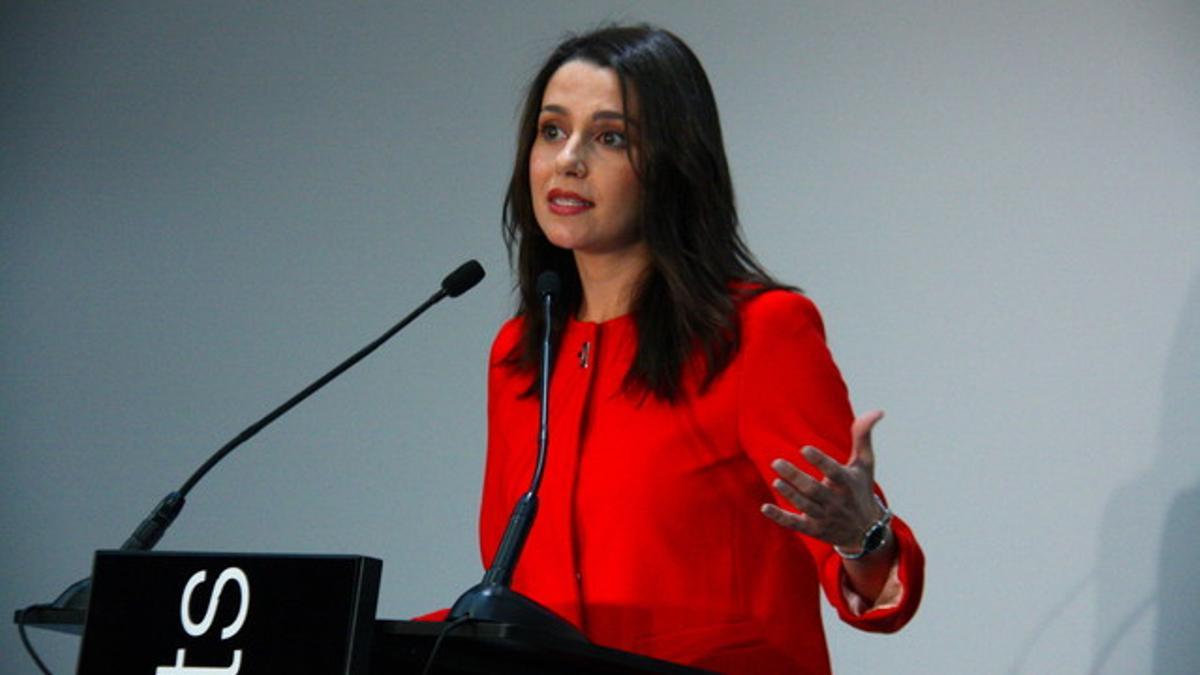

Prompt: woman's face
xmin=529 ymin=60 xmax=643 ymax=259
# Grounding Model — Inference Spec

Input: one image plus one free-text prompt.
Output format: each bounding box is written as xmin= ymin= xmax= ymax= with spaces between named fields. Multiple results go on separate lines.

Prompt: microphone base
xmin=448 ymin=583 xmax=587 ymax=643
xmin=51 ymin=576 xmax=92 ymax=612
xmin=13 ymin=576 xmax=91 ymax=634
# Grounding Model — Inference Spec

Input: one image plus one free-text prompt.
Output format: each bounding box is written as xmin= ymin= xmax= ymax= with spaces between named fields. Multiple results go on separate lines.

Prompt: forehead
xmin=540 ymin=59 xmax=631 ymax=114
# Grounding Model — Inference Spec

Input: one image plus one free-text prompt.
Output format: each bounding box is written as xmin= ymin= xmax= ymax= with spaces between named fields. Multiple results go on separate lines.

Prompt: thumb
xmin=849 ymin=409 xmax=885 ymax=470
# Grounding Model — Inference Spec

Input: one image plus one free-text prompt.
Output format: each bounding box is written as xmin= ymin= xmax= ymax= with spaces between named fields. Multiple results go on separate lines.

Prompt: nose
xmin=555 ymin=136 xmax=587 ymax=178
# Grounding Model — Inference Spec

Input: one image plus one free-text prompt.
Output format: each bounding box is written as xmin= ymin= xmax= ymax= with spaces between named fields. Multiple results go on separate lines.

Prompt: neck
xmin=574 ymin=245 xmax=651 ymax=323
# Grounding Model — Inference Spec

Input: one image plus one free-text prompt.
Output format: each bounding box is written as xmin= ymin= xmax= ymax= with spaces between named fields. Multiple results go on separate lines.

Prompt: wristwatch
xmin=835 ymin=495 xmax=893 ymax=560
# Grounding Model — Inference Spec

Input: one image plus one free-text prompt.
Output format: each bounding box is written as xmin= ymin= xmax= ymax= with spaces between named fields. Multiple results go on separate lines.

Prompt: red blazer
xmin=478 ymin=290 xmax=924 ymax=674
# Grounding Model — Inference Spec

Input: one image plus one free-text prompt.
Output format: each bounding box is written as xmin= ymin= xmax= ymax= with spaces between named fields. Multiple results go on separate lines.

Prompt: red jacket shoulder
xmin=489 ymin=316 xmax=525 ymax=367
xmin=739 ymin=289 xmax=826 ymax=340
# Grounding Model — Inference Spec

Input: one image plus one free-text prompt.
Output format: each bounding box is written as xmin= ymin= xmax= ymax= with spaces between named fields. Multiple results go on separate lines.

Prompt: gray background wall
xmin=2 ymin=1 xmax=1197 ymax=673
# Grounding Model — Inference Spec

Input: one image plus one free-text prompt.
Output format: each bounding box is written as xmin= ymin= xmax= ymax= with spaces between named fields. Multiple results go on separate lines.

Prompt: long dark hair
xmin=504 ymin=25 xmax=784 ymax=402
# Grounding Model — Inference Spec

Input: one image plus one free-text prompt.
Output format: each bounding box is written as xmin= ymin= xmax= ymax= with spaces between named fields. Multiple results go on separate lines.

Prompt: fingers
xmin=800 ymin=446 xmax=853 ymax=486
xmin=760 ymin=503 xmax=821 ymax=537
xmin=848 ymin=409 xmax=884 ymax=471
xmin=761 ymin=411 xmax=888 ymax=543
xmin=769 ymin=473 xmax=825 ymax=517
xmin=770 ymin=458 xmax=826 ymax=498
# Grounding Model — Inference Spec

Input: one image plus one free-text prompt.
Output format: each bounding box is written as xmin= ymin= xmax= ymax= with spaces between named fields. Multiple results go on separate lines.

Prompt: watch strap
xmin=835 ymin=494 xmax=893 ymax=560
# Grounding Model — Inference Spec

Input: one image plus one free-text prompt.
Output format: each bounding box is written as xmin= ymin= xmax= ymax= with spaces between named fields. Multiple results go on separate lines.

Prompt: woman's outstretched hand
xmin=760 ymin=410 xmax=887 ymax=552
xmin=760 ymin=410 xmax=899 ymax=602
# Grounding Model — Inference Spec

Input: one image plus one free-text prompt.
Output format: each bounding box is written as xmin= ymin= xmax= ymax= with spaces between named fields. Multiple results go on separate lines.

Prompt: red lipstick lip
xmin=547 ymin=188 xmax=594 ymax=216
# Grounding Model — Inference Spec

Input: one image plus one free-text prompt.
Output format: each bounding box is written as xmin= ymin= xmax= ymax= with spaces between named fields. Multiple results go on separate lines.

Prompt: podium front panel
xmin=77 ymin=551 xmax=380 ymax=675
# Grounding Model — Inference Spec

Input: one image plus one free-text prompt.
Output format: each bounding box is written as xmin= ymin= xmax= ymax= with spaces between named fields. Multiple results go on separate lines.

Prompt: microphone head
xmin=536 ymin=270 xmax=562 ymax=299
xmin=442 ymin=260 xmax=486 ymax=298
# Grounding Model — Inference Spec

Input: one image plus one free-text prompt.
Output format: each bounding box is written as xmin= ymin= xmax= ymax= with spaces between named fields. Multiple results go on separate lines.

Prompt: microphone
xmin=442 ymin=259 xmax=485 ymax=298
xmin=446 ymin=270 xmax=585 ymax=641
xmin=535 ymin=268 xmax=562 ymax=298
xmin=16 ymin=259 xmax=486 ymax=630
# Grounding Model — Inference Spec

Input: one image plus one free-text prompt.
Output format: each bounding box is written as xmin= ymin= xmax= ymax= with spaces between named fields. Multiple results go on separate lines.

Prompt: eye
xmin=539 ymin=122 xmax=564 ymax=141
xmin=597 ymin=130 xmax=627 ymax=148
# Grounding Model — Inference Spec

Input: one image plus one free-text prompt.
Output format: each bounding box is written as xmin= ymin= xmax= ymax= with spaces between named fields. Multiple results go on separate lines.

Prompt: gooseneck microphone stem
xmin=125 ymin=260 xmax=485 ymax=552
xmin=533 ymin=289 xmax=553 ymax=494
xmin=479 ymin=287 xmax=554 ymax=588
xmin=446 ymin=270 xmax=583 ymax=642
xmin=123 ymin=290 xmax=447 ymax=551
xmin=17 ymin=260 xmax=485 ymax=632
xmin=179 ymin=293 xmax=441 ymax=496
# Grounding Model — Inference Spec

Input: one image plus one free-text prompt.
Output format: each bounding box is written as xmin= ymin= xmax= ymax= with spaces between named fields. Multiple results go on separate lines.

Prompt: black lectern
xmin=76 ymin=551 xmax=381 ymax=674
xmin=372 ymin=621 xmax=712 ymax=674
xmin=25 ymin=551 xmax=711 ymax=674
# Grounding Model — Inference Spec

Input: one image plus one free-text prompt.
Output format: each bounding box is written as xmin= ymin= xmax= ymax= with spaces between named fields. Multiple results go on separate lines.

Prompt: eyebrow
xmin=540 ymin=104 xmax=632 ymax=123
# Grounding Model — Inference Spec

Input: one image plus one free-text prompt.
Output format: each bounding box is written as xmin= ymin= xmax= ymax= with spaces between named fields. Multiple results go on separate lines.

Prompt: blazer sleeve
xmin=412 ymin=322 xmax=525 ymax=624
xmin=477 ymin=318 xmax=527 ymax=570
xmin=736 ymin=290 xmax=924 ymax=633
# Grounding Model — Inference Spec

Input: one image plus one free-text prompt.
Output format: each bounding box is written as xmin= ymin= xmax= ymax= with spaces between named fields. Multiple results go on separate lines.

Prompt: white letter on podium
xmin=155 ymin=648 xmax=242 ymax=675
xmin=179 ymin=567 xmax=250 ymax=639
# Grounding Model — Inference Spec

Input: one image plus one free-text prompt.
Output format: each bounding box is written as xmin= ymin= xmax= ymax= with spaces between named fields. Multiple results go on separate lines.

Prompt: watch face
xmin=863 ymin=524 xmax=886 ymax=553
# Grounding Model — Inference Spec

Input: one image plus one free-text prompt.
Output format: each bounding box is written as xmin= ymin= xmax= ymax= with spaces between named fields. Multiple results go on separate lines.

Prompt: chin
xmin=537 ymin=223 xmax=583 ymax=251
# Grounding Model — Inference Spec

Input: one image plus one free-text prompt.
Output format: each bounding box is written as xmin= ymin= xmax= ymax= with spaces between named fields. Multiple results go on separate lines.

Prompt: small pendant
xmin=578 ymin=341 xmax=591 ymax=368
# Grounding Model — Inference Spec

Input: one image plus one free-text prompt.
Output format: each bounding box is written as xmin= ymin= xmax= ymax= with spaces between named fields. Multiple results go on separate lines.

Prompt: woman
xmin=479 ymin=25 xmax=924 ymax=674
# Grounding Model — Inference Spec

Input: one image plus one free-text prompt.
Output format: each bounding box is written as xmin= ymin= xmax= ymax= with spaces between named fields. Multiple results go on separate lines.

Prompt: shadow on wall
xmin=1092 ymin=270 xmax=1200 ymax=674
xmin=1154 ymin=482 xmax=1200 ymax=671
xmin=1008 ymin=271 xmax=1200 ymax=675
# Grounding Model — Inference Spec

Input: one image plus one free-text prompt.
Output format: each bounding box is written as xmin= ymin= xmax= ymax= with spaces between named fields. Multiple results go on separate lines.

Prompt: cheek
xmin=610 ymin=171 xmax=643 ymax=219
xmin=528 ymin=149 xmax=553 ymax=186
xmin=619 ymin=171 xmax=641 ymax=202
